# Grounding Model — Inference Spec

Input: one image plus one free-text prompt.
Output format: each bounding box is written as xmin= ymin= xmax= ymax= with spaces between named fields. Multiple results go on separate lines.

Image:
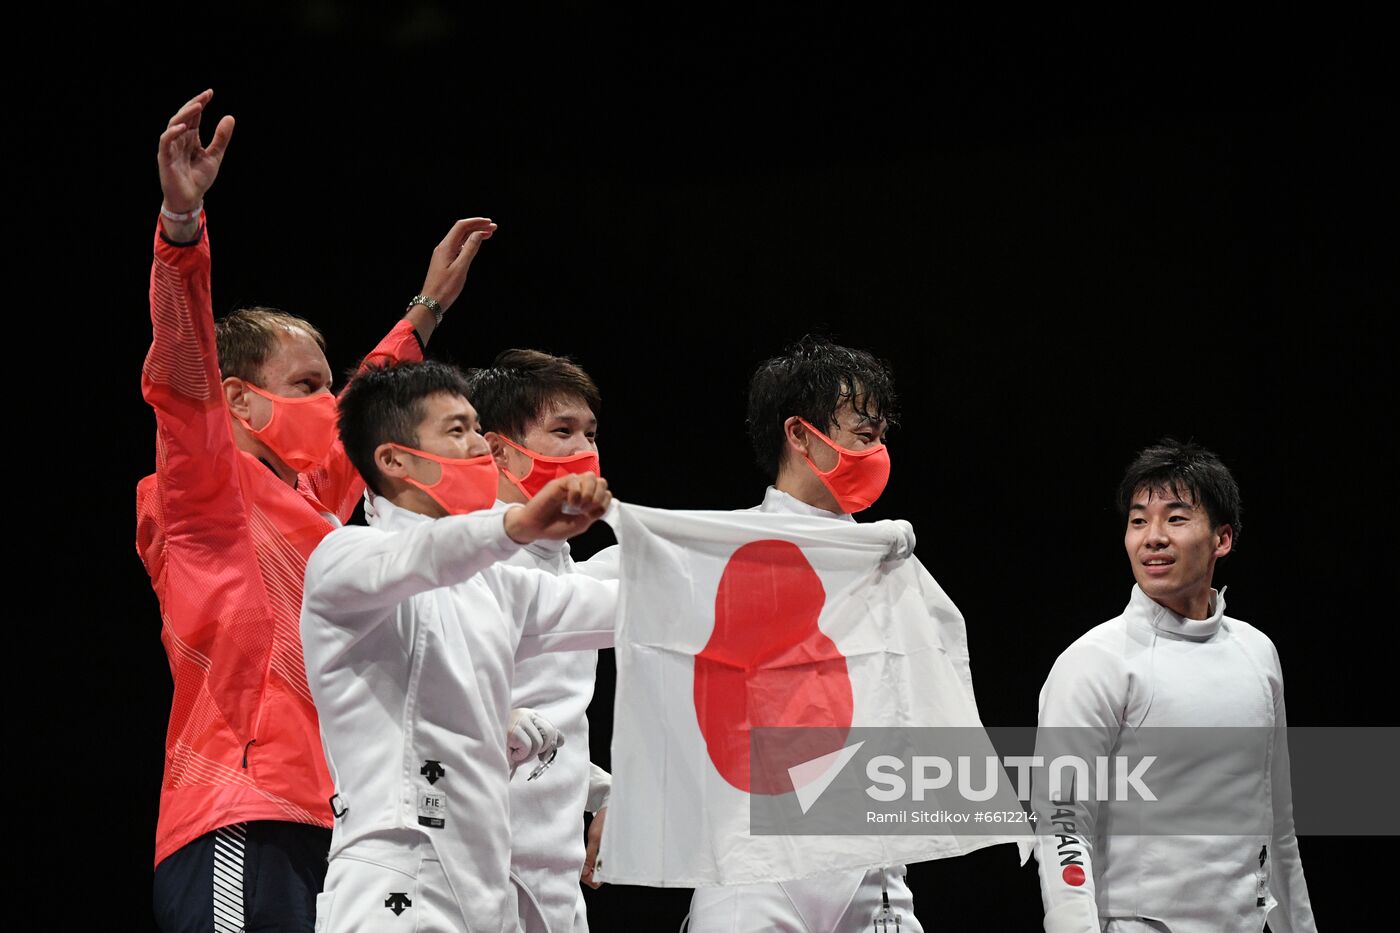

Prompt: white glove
xmin=507 ymin=708 xmax=564 ymax=774
xmin=876 ymin=518 xmax=916 ymax=561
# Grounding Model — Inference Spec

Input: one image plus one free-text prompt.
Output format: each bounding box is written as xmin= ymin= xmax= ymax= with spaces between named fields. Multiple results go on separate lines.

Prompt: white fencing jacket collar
xmin=758 ymin=485 xmax=856 ymax=522
xmin=1129 ymin=582 xmax=1225 ymax=641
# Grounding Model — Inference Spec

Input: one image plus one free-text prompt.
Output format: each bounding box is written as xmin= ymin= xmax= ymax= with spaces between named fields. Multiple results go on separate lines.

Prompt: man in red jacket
xmin=135 ymin=89 xmax=496 ymax=932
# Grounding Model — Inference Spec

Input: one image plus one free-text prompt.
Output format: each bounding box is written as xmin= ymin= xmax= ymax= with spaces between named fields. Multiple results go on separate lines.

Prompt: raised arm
xmin=305 ymin=474 xmax=610 ymax=623
xmin=156 ymin=89 xmax=233 ymax=243
xmin=401 ymin=217 xmax=497 ymax=346
xmin=489 ymin=475 xmax=618 ymax=655
xmin=143 ymin=90 xmax=245 ymax=543
xmin=303 ymin=512 xmax=524 ymax=623
xmin=307 ymin=217 xmax=498 ymax=519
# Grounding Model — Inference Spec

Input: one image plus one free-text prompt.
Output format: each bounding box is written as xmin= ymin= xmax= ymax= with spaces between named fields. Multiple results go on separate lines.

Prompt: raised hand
xmin=421 ymin=218 xmax=497 ymax=313
xmin=503 ymin=473 xmax=611 ymax=545
xmin=157 ymin=89 xmax=235 ymax=215
xmin=404 ymin=218 xmax=497 ymax=342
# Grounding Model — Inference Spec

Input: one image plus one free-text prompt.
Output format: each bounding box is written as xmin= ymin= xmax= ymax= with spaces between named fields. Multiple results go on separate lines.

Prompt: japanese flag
xmin=597 ymin=503 xmax=1023 ymax=887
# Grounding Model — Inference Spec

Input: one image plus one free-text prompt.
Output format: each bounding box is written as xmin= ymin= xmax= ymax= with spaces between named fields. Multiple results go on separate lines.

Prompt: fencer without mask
xmin=388 ymin=443 xmax=500 ymax=515
xmin=497 ymin=434 xmax=600 ymax=500
xmin=796 ymin=417 xmax=891 ymax=514
xmin=237 ymin=383 xmax=339 ymax=473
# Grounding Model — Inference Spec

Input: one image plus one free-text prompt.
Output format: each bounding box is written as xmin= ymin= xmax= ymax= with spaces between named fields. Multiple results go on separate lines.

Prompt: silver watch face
xmin=408 ymin=296 xmax=443 ymax=324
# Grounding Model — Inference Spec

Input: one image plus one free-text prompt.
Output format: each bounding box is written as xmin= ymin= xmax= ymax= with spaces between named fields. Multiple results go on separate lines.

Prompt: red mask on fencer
xmin=796 ymin=417 xmax=891 ymax=514
xmin=389 ymin=444 xmax=500 ymax=515
xmin=497 ymin=434 xmax=601 ymax=500
xmin=237 ymin=383 xmax=340 ymax=473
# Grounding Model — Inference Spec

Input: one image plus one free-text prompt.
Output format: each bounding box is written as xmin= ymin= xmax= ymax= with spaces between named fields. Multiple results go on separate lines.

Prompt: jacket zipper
xmin=1255 ymin=845 xmax=1268 ymax=907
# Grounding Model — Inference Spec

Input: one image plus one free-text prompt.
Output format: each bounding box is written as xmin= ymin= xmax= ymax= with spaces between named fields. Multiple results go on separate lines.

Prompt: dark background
xmin=40 ymin=3 xmax=1395 ymax=928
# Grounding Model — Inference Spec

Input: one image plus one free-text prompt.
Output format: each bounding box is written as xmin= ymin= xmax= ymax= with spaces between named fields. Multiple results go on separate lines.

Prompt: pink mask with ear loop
xmin=497 ymin=434 xmax=601 ymax=500
xmin=388 ymin=444 xmax=499 ymax=515
xmin=796 ymin=417 xmax=891 ymax=514
xmin=236 ymin=383 xmax=339 ymax=473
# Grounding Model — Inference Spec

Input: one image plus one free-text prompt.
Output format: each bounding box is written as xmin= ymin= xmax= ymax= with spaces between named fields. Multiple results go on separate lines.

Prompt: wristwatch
xmin=407 ymin=295 xmax=444 ymax=325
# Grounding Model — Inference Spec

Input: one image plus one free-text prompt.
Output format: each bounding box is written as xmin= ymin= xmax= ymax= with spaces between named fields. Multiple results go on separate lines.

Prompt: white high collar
xmin=1127 ymin=583 xmax=1226 ymax=641
xmin=760 ymin=485 xmax=855 ymax=522
xmin=366 ymin=494 xmax=432 ymax=531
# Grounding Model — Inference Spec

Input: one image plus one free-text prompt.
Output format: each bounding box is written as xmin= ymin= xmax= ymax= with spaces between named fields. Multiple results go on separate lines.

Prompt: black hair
xmin=746 ymin=336 xmax=899 ymax=481
xmin=338 ymin=361 xmax=474 ymax=495
xmin=1117 ymin=437 xmax=1242 ymax=541
xmin=463 ymin=349 xmax=601 ymax=440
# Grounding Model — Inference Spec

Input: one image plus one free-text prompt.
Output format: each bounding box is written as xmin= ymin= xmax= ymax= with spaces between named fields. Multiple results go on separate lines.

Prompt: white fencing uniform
xmin=686 ymin=487 xmax=926 ymax=933
xmin=301 ymin=496 xmax=616 ymax=933
xmin=479 ymin=501 xmax=616 ymax=933
xmin=1033 ymin=585 xmax=1315 ymax=933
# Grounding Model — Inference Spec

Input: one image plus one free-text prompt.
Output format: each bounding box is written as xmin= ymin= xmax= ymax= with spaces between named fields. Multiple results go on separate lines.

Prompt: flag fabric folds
xmin=597 ymin=503 xmax=1023 ymax=887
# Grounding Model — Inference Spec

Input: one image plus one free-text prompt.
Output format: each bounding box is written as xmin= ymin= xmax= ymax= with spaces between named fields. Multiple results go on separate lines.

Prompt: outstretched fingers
xmin=459 ymin=227 xmax=496 ymax=263
xmin=158 ymin=122 xmax=188 ymax=160
xmin=204 ymin=114 xmax=236 ymax=163
xmin=160 ymin=90 xmax=216 ymax=167
xmin=441 ymin=218 xmax=497 ymax=266
xmin=167 ymin=90 xmax=211 ymax=133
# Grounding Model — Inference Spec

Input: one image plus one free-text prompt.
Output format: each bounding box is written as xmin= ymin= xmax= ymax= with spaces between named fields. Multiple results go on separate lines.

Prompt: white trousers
xmin=511 ymin=873 xmax=587 ymax=933
xmin=687 ymin=867 xmax=923 ymax=933
xmin=315 ymin=842 xmax=519 ymax=933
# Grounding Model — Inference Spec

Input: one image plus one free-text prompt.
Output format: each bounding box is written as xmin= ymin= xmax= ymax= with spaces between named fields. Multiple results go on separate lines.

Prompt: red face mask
xmin=497 ymin=434 xmax=601 ymax=500
xmin=388 ymin=444 xmax=500 ymax=516
xmin=237 ymin=384 xmax=339 ymax=473
xmin=796 ymin=417 xmax=891 ymax=514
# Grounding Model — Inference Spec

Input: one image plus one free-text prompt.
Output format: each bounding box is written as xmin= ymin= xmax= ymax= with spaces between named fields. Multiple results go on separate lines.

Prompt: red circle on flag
xmin=1062 ymin=865 xmax=1086 ymax=886
xmin=693 ymin=539 xmax=853 ymax=795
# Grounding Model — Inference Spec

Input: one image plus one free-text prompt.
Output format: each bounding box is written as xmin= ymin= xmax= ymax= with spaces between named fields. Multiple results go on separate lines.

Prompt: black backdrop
xmin=45 ymin=4 xmax=1394 ymax=929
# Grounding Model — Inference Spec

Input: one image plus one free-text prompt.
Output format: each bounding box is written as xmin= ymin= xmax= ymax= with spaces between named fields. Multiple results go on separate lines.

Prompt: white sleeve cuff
xmin=586 ymin=762 xmax=612 ymax=813
xmin=1042 ymin=900 xmax=1100 ymax=933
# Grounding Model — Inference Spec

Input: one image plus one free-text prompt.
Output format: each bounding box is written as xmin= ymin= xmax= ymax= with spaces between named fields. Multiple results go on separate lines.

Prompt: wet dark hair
xmin=463 ymin=349 xmax=601 ymax=440
xmin=338 ymin=361 xmax=474 ymax=495
xmin=1117 ymin=437 xmax=1242 ymax=540
xmin=746 ymin=336 xmax=899 ymax=481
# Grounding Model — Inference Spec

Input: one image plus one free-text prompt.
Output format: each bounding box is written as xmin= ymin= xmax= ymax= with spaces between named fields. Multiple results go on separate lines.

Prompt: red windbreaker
xmin=135 ymin=216 xmax=423 ymax=867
